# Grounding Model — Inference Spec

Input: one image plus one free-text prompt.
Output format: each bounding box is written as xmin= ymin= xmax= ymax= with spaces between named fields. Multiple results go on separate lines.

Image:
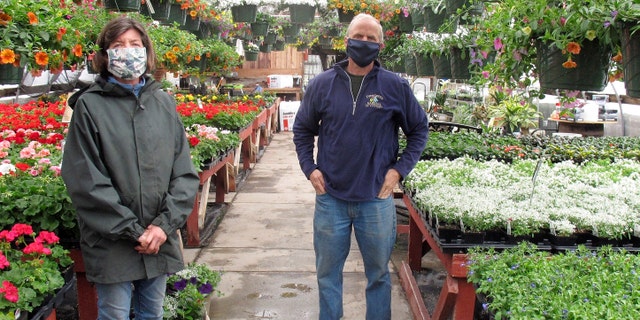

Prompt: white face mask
xmin=106 ymin=47 xmax=147 ymax=80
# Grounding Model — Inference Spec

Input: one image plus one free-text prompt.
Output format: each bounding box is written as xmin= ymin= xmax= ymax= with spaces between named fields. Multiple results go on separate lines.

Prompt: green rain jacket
xmin=61 ymin=75 xmax=199 ymax=284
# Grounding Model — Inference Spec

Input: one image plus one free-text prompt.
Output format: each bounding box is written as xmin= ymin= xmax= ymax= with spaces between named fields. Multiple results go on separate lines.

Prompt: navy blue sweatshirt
xmin=293 ymin=60 xmax=429 ymax=201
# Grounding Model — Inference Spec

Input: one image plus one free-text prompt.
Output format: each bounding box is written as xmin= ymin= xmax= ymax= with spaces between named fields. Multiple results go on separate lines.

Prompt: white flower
xmin=0 ymin=162 xmax=16 ymax=175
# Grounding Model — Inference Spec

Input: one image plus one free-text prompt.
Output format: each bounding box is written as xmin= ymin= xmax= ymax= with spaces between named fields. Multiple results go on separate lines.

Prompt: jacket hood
xmin=67 ymin=75 xmax=159 ymax=109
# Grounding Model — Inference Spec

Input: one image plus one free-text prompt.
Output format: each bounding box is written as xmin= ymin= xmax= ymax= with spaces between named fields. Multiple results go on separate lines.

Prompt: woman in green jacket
xmin=61 ymin=16 xmax=199 ymax=319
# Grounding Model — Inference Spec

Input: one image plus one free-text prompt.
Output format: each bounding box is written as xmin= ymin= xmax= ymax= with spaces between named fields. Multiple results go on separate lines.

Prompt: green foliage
xmin=467 ymin=243 xmax=640 ymax=319
xmin=0 ymin=175 xmax=78 ymax=239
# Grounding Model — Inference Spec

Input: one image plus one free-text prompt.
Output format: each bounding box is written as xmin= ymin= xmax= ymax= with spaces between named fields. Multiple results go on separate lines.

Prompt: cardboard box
xmin=279 ymin=101 xmax=300 ymax=131
xmin=268 ymin=74 xmax=294 ymax=88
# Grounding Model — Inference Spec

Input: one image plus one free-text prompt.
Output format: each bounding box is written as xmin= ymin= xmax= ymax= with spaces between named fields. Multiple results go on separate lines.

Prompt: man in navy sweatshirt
xmin=292 ymin=13 xmax=429 ymax=320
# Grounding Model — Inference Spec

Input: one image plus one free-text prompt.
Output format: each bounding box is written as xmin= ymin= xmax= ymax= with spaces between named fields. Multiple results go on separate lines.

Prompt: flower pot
xmin=0 ymin=64 xmax=24 ymax=84
xmin=431 ymin=53 xmax=452 ymax=79
xmin=289 ymin=4 xmax=316 ymax=24
xmin=162 ymin=4 xmax=186 ymax=26
xmin=550 ymin=234 xmax=578 ymax=247
xmin=139 ymin=0 xmax=171 ymax=21
xmin=251 ymin=21 xmax=269 ymax=37
xmin=284 ymin=35 xmax=297 ymax=44
xmin=410 ymin=8 xmax=425 ymax=29
xmin=264 ymin=32 xmax=277 ymax=45
xmin=231 ymin=4 xmax=258 ymax=23
xmin=398 ymin=13 xmax=413 ymax=33
xmin=244 ymin=51 xmax=259 ymax=61
xmin=282 ymin=24 xmax=301 ymax=37
xmin=536 ymin=39 xmax=611 ymax=92
xmin=273 ymin=40 xmax=285 ymax=51
xmin=462 ymin=231 xmax=486 ymax=244
xmin=450 ymin=47 xmax=471 ymax=79
xmin=424 ymin=6 xmax=449 ymax=33
xmin=103 ymin=0 xmax=140 ymax=11
xmin=437 ymin=225 xmax=462 ymax=243
xmin=319 ymin=36 xmax=332 ymax=47
xmin=416 ymin=52 xmax=435 ymax=77
xmin=259 ymin=44 xmax=272 ymax=53
xmin=621 ymin=22 xmax=640 ymax=98
xmin=181 ymin=16 xmax=201 ymax=32
xmin=403 ymin=53 xmax=418 ymax=76
xmin=337 ymin=9 xmax=355 ymax=24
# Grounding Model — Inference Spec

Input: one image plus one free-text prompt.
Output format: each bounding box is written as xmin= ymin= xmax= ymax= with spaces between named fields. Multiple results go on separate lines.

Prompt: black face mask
xmin=347 ymin=38 xmax=380 ymax=67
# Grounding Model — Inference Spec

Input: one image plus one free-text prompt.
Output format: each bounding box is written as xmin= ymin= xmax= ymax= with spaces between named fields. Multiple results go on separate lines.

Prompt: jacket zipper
xmin=346 ymin=71 xmax=367 ymax=116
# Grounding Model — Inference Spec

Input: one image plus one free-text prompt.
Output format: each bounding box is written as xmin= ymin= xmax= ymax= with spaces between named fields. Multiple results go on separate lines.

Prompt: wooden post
xmin=69 ymin=249 xmax=98 ymax=320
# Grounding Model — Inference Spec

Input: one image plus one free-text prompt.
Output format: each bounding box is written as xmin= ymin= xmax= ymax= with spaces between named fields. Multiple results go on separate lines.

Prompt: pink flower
xmin=50 ymin=165 xmax=61 ymax=176
xmin=493 ymin=37 xmax=503 ymax=51
xmin=19 ymin=147 xmax=36 ymax=159
xmin=0 ymin=253 xmax=9 ymax=270
xmin=482 ymin=71 xmax=490 ymax=79
xmin=23 ymin=241 xmax=51 ymax=255
xmin=38 ymin=158 xmax=52 ymax=165
xmin=11 ymin=223 xmax=33 ymax=237
xmin=0 ymin=230 xmax=18 ymax=242
xmin=36 ymin=231 xmax=60 ymax=244
xmin=0 ymin=281 xmax=19 ymax=303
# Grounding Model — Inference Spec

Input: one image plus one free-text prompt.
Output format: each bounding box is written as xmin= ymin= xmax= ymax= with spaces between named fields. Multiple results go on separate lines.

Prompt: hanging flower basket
xmin=289 ymin=4 xmax=316 ymax=24
xmin=536 ymin=40 xmax=611 ymax=92
xmin=424 ymin=6 xmax=448 ymax=33
xmin=449 ymin=47 xmax=471 ymax=79
xmin=103 ymin=0 xmax=141 ymax=11
xmin=231 ymin=5 xmax=258 ymax=23
xmin=264 ymin=31 xmax=277 ymax=45
xmin=140 ymin=0 xmax=171 ymax=21
xmin=259 ymin=44 xmax=272 ymax=53
xmin=621 ymin=22 xmax=640 ymax=98
xmin=285 ymin=35 xmax=297 ymax=44
xmin=398 ymin=13 xmax=413 ymax=33
xmin=319 ymin=36 xmax=332 ymax=47
xmin=162 ymin=4 xmax=186 ymax=26
xmin=410 ymin=8 xmax=425 ymax=29
xmin=244 ymin=51 xmax=259 ymax=61
xmin=181 ymin=17 xmax=201 ymax=32
xmin=431 ymin=53 xmax=452 ymax=79
xmin=404 ymin=53 xmax=418 ymax=76
xmin=0 ymin=64 xmax=24 ymax=85
xmin=251 ymin=21 xmax=269 ymax=37
xmin=416 ymin=53 xmax=435 ymax=77
xmin=337 ymin=10 xmax=355 ymax=24
xmin=282 ymin=24 xmax=301 ymax=37
xmin=274 ymin=40 xmax=286 ymax=51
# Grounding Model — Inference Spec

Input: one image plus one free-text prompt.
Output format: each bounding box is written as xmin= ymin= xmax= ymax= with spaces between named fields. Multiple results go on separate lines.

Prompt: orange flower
xmin=562 ymin=56 xmax=577 ymax=69
xmin=0 ymin=12 xmax=11 ymax=26
xmin=172 ymin=46 xmax=180 ymax=53
xmin=35 ymin=51 xmax=49 ymax=66
xmin=565 ymin=42 xmax=581 ymax=55
xmin=56 ymin=27 xmax=67 ymax=42
xmin=72 ymin=44 xmax=83 ymax=57
xmin=27 ymin=11 xmax=38 ymax=24
xmin=612 ymin=51 xmax=623 ymax=63
xmin=0 ymin=49 xmax=16 ymax=64
xmin=194 ymin=55 xmax=201 ymax=61
xmin=189 ymin=10 xmax=197 ymax=18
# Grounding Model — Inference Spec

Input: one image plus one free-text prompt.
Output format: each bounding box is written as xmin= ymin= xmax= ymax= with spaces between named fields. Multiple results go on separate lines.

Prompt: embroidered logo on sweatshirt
xmin=365 ymin=94 xmax=383 ymax=109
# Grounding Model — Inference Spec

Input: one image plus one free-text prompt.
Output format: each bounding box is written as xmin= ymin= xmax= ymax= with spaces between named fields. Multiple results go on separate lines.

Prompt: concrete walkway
xmin=184 ymin=131 xmax=413 ymax=320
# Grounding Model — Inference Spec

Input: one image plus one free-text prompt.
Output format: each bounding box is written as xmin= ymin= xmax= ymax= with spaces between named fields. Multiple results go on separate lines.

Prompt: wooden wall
xmin=236 ymin=47 xmax=307 ymax=78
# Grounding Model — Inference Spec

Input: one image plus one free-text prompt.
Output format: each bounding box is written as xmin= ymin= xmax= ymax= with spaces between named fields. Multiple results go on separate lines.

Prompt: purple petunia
xmin=173 ymin=279 xmax=188 ymax=291
xmin=199 ymin=283 xmax=214 ymax=294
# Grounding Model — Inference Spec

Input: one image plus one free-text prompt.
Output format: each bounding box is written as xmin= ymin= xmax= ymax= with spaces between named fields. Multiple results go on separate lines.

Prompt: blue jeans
xmin=314 ymin=193 xmax=396 ymax=320
xmin=95 ymin=274 xmax=167 ymax=320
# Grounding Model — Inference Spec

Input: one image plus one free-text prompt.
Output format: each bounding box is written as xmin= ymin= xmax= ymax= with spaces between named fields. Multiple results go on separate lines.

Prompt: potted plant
xmin=281 ymin=0 xmax=328 ymax=25
xmin=0 ymin=223 xmax=73 ymax=318
xmin=488 ymin=96 xmax=541 ymax=134
xmin=475 ymin=0 xmax=619 ymax=91
xmin=0 ymin=0 xmax=96 ymax=76
xmin=163 ymin=262 xmax=223 ymax=320
xmin=221 ymin=0 xmax=265 ymax=23
xmin=243 ymin=41 xmax=259 ymax=61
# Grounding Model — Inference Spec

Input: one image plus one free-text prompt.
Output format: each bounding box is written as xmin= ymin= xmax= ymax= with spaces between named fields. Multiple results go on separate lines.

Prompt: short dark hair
xmin=92 ymin=16 xmax=157 ymax=78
